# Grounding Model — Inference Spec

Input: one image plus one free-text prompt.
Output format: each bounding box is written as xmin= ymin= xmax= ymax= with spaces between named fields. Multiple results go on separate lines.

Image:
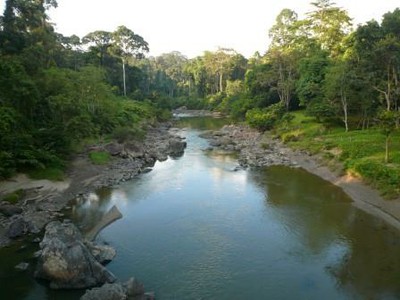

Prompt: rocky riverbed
xmin=0 ymin=122 xmax=186 ymax=248
xmin=202 ymin=124 xmax=297 ymax=168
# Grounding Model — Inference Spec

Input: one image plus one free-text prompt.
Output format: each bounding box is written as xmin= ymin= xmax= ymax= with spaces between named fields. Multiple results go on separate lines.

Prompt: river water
xmin=1 ymin=116 xmax=400 ymax=299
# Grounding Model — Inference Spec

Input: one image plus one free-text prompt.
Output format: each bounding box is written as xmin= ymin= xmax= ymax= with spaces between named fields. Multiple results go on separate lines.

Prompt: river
xmin=1 ymin=116 xmax=400 ymax=299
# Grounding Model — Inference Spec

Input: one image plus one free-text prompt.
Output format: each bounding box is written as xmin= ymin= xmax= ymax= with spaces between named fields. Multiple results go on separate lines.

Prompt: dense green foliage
xmin=0 ymin=0 xmax=399 ymax=197
xmin=0 ymin=0 xmax=161 ymax=179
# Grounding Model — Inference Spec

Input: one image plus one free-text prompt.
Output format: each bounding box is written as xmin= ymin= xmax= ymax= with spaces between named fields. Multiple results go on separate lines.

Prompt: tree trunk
xmin=122 ymin=58 xmax=126 ymax=97
xmin=219 ymin=73 xmax=223 ymax=93
xmin=341 ymin=90 xmax=348 ymax=132
xmin=385 ymin=135 xmax=390 ymax=163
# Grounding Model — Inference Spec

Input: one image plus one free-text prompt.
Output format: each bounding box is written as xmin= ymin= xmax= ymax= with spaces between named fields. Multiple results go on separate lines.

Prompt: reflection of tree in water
xmin=328 ymin=215 xmax=400 ymax=299
xmin=249 ymin=165 xmax=400 ymax=299
xmin=249 ymin=166 xmax=354 ymax=254
xmin=70 ymin=188 xmax=113 ymax=233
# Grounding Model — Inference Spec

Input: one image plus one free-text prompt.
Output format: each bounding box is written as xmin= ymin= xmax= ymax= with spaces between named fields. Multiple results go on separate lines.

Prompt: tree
xmin=307 ymin=0 xmax=352 ymax=57
xmin=324 ymin=59 xmax=354 ymax=131
xmin=82 ymin=31 xmax=112 ymax=66
xmin=377 ymin=110 xmax=399 ymax=163
xmin=265 ymin=9 xmax=303 ymax=110
xmin=352 ymin=13 xmax=400 ymax=113
xmin=111 ymin=26 xmax=149 ymax=97
xmin=296 ymin=49 xmax=329 ymax=108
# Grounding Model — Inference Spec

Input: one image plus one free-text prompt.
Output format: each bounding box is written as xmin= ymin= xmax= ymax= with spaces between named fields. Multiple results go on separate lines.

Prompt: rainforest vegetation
xmin=0 ymin=0 xmax=399 ymax=196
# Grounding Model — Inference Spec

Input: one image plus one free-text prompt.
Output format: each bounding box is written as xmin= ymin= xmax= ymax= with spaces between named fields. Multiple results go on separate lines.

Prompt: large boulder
xmin=104 ymin=143 xmax=123 ymax=156
xmin=0 ymin=204 xmax=22 ymax=217
xmin=168 ymin=138 xmax=187 ymax=157
xmin=6 ymin=217 xmax=37 ymax=239
xmin=35 ymin=221 xmax=116 ymax=289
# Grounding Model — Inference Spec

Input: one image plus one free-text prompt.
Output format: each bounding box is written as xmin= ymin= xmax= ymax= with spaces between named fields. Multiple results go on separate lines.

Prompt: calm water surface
xmin=1 ymin=117 xmax=400 ymax=300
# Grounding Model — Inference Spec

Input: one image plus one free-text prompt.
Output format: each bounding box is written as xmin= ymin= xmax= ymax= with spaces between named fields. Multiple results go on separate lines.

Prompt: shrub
xmin=246 ymin=103 xmax=286 ymax=131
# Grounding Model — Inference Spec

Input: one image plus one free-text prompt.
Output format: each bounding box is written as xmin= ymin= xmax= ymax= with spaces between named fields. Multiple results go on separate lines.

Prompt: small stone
xmin=15 ymin=262 xmax=29 ymax=271
xmin=33 ymin=250 xmax=42 ymax=258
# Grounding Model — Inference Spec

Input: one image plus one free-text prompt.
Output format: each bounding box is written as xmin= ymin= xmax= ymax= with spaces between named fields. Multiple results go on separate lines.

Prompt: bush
xmin=348 ymin=159 xmax=400 ymax=197
xmin=306 ymin=102 xmax=337 ymax=123
xmin=246 ymin=102 xmax=286 ymax=131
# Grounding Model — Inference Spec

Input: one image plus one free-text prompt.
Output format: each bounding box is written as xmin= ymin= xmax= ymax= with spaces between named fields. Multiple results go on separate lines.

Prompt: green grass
xmin=28 ymin=167 xmax=65 ymax=181
xmin=2 ymin=189 xmax=25 ymax=204
xmin=276 ymin=111 xmax=400 ymax=199
xmin=89 ymin=151 xmax=111 ymax=165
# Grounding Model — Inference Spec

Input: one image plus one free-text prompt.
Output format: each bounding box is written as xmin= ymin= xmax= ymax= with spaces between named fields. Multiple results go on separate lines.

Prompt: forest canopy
xmin=0 ymin=0 xmax=399 ymax=183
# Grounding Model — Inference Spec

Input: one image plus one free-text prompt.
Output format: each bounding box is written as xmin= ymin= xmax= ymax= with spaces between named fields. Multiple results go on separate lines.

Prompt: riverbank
xmin=205 ymin=124 xmax=400 ymax=231
xmin=0 ymin=122 xmax=186 ymax=248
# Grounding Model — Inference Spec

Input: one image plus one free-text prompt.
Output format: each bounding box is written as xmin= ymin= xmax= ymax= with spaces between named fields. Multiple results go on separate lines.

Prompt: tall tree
xmin=307 ymin=0 xmax=352 ymax=57
xmin=266 ymin=9 xmax=302 ymax=110
xmin=82 ymin=30 xmax=112 ymax=66
xmin=111 ymin=26 xmax=149 ymax=97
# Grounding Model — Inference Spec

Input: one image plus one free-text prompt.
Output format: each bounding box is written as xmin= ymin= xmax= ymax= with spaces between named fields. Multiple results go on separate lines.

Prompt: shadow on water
xmin=250 ymin=166 xmax=400 ymax=299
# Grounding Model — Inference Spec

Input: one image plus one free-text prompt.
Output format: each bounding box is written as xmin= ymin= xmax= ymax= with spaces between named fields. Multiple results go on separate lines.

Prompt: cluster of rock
xmin=0 ymin=123 xmax=186 ymax=247
xmin=35 ymin=220 xmax=153 ymax=299
xmin=202 ymin=124 xmax=296 ymax=168
xmin=89 ymin=124 xmax=187 ymax=188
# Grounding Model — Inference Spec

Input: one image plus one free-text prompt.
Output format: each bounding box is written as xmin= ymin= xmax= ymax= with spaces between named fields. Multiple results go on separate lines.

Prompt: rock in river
xmin=81 ymin=278 xmax=153 ymax=300
xmin=35 ymin=220 xmax=116 ymax=289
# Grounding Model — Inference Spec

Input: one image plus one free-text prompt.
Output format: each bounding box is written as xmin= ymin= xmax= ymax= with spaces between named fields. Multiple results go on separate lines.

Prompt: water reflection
xmin=250 ymin=166 xmax=400 ymax=299
xmin=2 ymin=116 xmax=400 ymax=299
xmin=70 ymin=188 xmax=116 ymax=232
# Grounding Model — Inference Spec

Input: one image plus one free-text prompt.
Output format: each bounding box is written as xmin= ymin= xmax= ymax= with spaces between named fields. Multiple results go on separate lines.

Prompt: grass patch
xmin=28 ymin=167 xmax=65 ymax=181
xmin=2 ymin=189 xmax=25 ymax=204
xmin=276 ymin=110 xmax=400 ymax=198
xmin=89 ymin=151 xmax=111 ymax=165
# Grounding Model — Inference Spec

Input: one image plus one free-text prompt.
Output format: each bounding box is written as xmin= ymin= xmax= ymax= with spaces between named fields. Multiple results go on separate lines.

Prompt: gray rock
xmin=35 ymin=221 xmax=116 ymax=289
xmin=81 ymin=278 xmax=149 ymax=300
xmin=6 ymin=218 xmax=33 ymax=239
xmin=168 ymin=138 xmax=187 ymax=157
xmin=86 ymin=242 xmax=117 ymax=265
xmin=0 ymin=204 xmax=23 ymax=217
xmin=104 ymin=143 xmax=123 ymax=156
xmin=15 ymin=262 xmax=29 ymax=271
xmin=80 ymin=282 xmax=126 ymax=300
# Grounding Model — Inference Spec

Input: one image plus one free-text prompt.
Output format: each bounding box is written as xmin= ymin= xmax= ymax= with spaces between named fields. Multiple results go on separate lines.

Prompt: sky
xmin=0 ymin=0 xmax=399 ymax=58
